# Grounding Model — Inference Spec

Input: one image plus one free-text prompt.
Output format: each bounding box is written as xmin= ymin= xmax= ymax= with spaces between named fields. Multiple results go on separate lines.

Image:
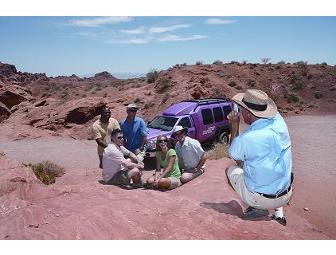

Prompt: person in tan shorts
xmin=92 ymin=106 xmax=120 ymax=168
xmin=226 ymin=89 xmax=293 ymax=226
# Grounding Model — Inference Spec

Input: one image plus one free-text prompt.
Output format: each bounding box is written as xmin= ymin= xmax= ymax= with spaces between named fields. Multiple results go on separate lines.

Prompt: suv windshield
xmin=147 ymin=116 xmax=178 ymax=131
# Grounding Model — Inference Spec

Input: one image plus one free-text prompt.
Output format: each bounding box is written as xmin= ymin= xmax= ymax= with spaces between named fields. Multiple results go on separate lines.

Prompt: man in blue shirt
xmin=120 ymin=103 xmax=148 ymax=162
xmin=226 ymin=89 xmax=293 ymax=226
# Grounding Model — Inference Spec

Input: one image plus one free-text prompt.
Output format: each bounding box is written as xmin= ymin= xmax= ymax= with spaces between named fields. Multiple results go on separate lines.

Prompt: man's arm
xmin=195 ymin=152 xmax=208 ymax=172
xmin=227 ymin=112 xmax=240 ymax=144
xmin=96 ymin=138 xmax=108 ymax=149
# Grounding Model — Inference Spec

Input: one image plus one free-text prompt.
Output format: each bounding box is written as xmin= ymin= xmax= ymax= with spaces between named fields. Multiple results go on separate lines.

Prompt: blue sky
xmin=0 ymin=16 xmax=336 ymax=77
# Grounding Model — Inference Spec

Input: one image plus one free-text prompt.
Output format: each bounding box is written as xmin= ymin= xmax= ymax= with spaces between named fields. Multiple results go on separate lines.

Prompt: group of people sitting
xmin=92 ymin=103 xmax=208 ymax=191
xmin=92 ymin=89 xmax=293 ymax=226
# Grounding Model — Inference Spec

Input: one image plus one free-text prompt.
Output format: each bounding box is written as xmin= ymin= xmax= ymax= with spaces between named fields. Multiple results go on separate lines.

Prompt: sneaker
xmin=131 ymin=182 xmax=144 ymax=189
xmin=271 ymin=215 xmax=287 ymax=226
xmin=242 ymin=207 xmax=269 ymax=220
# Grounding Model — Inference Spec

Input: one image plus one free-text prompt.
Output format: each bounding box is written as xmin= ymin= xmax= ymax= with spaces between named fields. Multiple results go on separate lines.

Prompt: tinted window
xmin=223 ymin=105 xmax=232 ymax=119
xmin=213 ymin=107 xmax=224 ymax=122
xmin=201 ymin=109 xmax=213 ymax=125
xmin=178 ymin=117 xmax=192 ymax=128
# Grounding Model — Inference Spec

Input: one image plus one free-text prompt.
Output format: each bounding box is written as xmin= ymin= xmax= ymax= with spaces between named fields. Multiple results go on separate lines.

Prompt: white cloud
xmin=78 ymin=31 xmax=105 ymax=37
xmin=120 ymin=27 xmax=146 ymax=34
xmin=205 ymin=18 xmax=237 ymax=25
xmin=68 ymin=16 xmax=133 ymax=27
xmin=158 ymin=34 xmax=207 ymax=42
xmin=149 ymin=24 xmax=191 ymax=34
xmin=108 ymin=36 xmax=153 ymax=44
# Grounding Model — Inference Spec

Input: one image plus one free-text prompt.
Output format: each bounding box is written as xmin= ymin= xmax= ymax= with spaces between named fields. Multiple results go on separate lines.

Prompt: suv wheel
xmin=218 ymin=131 xmax=229 ymax=144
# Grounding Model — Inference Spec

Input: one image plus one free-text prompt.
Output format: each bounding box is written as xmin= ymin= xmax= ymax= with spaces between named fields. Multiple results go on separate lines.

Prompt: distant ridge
xmin=79 ymin=72 xmax=144 ymax=79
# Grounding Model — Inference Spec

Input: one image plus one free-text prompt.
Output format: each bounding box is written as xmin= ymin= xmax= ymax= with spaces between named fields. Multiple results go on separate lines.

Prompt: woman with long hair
xmin=146 ymin=135 xmax=181 ymax=190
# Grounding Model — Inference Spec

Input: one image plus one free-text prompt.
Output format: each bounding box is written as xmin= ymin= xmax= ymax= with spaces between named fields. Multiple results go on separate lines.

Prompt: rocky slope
xmin=1 ymin=61 xmax=335 ymax=140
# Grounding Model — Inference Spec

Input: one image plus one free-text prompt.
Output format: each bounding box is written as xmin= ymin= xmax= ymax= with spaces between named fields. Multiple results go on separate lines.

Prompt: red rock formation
xmin=0 ymin=102 xmax=11 ymax=122
xmin=0 ymin=84 xmax=34 ymax=108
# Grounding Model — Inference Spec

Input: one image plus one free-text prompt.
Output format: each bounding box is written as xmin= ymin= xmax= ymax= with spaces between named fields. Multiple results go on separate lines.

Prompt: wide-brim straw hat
xmin=232 ymin=89 xmax=277 ymax=118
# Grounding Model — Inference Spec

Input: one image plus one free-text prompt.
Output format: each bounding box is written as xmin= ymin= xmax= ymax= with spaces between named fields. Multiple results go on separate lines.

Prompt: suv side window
xmin=223 ymin=105 xmax=232 ymax=120
xmin=201 ymin=109 xmax=213 ymax=125
xmin=178 ymin=117 xmax=192 ymax=128
xmin=213 ymin=107 xmax=224 ymax=122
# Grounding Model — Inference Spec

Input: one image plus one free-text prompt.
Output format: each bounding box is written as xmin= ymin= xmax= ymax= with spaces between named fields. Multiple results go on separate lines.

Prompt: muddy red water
xmin=0 ymin=115 xmax=335 ymax=239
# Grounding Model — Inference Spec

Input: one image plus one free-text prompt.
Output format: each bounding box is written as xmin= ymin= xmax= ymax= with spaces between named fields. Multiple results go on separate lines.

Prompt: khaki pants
xmin=227 ymin=166 xmax=292 ymax=210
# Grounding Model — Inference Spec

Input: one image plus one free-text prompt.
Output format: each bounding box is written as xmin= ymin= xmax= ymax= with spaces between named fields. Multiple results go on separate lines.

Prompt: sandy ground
xmin=0 ymin=114 xmax=335 ymax=238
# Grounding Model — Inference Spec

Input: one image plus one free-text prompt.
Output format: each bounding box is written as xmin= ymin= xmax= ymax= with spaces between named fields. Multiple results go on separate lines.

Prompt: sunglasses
xmin=174 ymin=131 xmax=183 ymax=136
xmin=117 ymin=136 xmax=125 ymax=140
xmin=159 ymin=139 xmax=167 ymax=144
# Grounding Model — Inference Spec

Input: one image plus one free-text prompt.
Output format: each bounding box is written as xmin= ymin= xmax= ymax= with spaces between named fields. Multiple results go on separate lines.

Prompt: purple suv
xmin=145 ymin=98 xmax=233 ymax=157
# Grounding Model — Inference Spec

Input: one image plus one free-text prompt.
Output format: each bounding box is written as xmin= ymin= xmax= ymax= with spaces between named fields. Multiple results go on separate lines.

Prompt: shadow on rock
xmin=200 ymin=200 xmax=244 ymax=217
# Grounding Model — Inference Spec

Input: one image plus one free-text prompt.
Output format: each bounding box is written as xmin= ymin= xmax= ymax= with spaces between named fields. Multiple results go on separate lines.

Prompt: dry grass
xmin=25 ymin=160 xmax=65 ymax=185
xmin=207 ymin=143 xmax=230 ymax=160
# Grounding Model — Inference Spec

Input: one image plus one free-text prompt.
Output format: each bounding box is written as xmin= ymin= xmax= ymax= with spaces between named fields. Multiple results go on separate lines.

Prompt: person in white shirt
xmin=102 ymin=129 xmax=144 ymax=188
xmin=172 ymin=126 xmax=208 ymax=184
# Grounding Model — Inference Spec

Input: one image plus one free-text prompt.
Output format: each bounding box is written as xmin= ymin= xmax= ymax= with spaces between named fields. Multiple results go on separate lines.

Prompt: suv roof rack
xmin=182 ymin=97 xmax=230 ymax=106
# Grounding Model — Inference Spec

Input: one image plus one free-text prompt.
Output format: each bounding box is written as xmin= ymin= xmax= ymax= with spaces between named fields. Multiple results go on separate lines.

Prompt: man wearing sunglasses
xmin=102 ymin=129 xmax=144 ymax=188
xmin=92 ymin=106 xmax=120 ymax=169
xmin=120 ymin=103 xmax=148 ymax=162
xmin=172 ymin=126 xmax=208 ymax=184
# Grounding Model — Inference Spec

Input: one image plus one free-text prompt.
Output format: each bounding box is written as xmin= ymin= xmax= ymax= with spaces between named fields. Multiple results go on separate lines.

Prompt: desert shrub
xmin=236 ymin=85 xmax=243 ymax=90
xmin=213 ymin=60 xmax=223 ymax=65
xmin=161 ymin=93 xmax=170 ymax=104
xmin=247 ymin=79 xmax=256 ymax=87
xmin=277 ymin=61 xmax=286 ymax=64
xmin=261 ymin=58 xmax=271 ymax=64
xmin=291 ymin=79 xmax=304 ymax=91
xmin=195 ymin=61 xmax=203 ymax=65
xmin=60 ymin=90 xmax=68 ymax=99
xmin=208 ymin=143 xmax=229 ymax=160
xmin=320 ymin=62 xmax=328 ymax=66
xmin=181 ymin=63 xmax=187 ymax=66
xmin=287 ymin=94 xmax=299 ymax=103
xmin=228 ymin=81 xmax=237 ymax=87
xmin=210 ymin=87 xmax=226 ymax=98
xmin=146 ymin=69 xmax=159 ymax=83
xmin=144 ymin=101 xmax=155 ymax=109
xmin=294 ymin=61 xmax=307 ymax=66
xmin=241 ymin=60 xmax=247 ymax=64
xmin=134 ymin=97 xmax=141 ymax=103
xmin=217 ymin=71 xmax=225 ymax=78
xmin=26 ymin=161 xmax=65 ymax=185
xmin=155 ymin=77 xmax=171 ymax=93
xmin=52 ymin=85 xmax=60 ymax=91
xmin=42 ymin=92 xmax=51 ymax=97
xmin=314 ymin=91 xmax=323 ymax=99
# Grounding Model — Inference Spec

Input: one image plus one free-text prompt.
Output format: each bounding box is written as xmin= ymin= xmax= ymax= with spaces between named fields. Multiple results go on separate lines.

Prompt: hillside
xmin=1 ymin=61 xmax=336 ymax=140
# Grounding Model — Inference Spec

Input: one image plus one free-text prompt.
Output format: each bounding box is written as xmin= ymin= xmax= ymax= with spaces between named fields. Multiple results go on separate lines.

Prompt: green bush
xmin=195 ymin=61 xmax=203 ymax=65
xmin=146 ymin=70 xmax=159 ymax=83
xmin=287 ymin=94 xmax=299 ymax=103
xmin=314 ymin=91 xmax=323 ymax=99
xmin=277 ymin=61 xmax=286 ymax=64
xmin=26 ymin=161 xmax=65 ymax=185
xmin=228 ymin=81 xmax=237 ymax=87
xmin=213 ymin=60 xmax=223 ymax=65
xmin=155 ymin=77 xmax=171 ymax=93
